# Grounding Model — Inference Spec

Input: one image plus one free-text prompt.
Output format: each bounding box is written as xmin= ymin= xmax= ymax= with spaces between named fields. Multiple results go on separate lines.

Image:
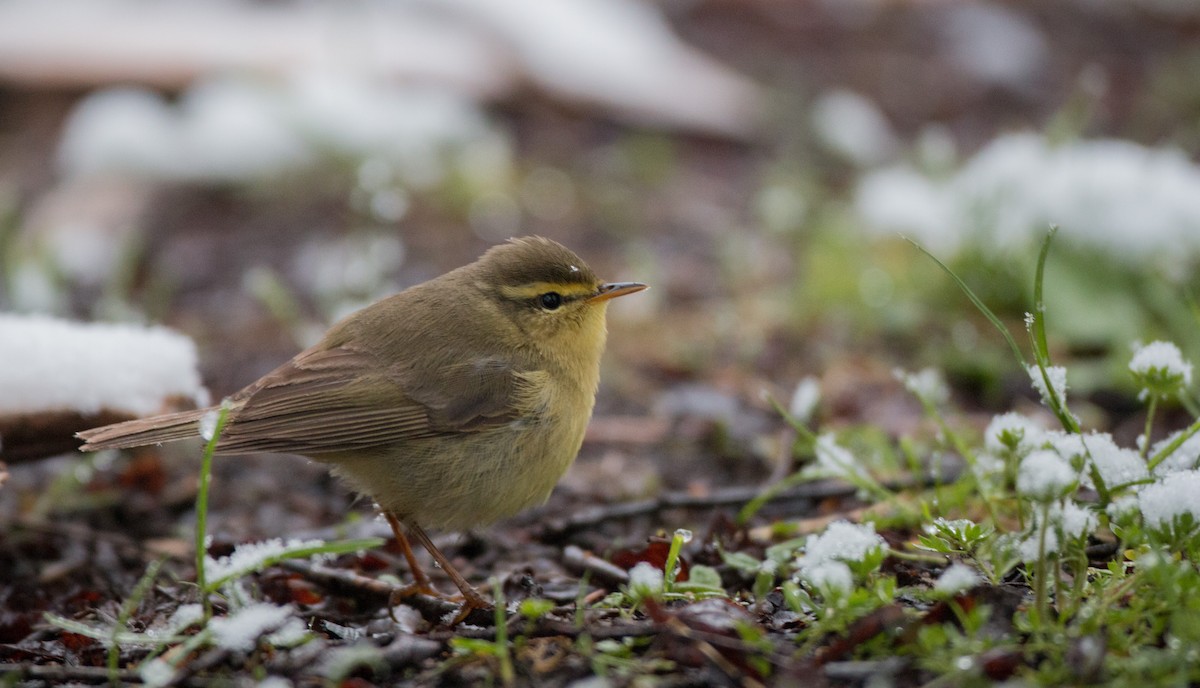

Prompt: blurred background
xmin=2 ymin=0 xmax=1200 ymax=536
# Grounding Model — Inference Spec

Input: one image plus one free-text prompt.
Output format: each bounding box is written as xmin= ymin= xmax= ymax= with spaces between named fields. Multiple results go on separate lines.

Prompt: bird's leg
xmin=406 ymin=520 xmax=493 ymax=622
xmin=383 ymin=512 xmax=492 ymax=624
xmin=384 ymin=512 xmax=437 ymax=598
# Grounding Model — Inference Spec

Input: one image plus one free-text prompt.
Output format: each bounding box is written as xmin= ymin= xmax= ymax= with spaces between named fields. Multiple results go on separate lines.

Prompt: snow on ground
xmin=0 ymin=314 xmax=206 ymax=416
xmin=856 ymin=133 xmax=1200 ymax=264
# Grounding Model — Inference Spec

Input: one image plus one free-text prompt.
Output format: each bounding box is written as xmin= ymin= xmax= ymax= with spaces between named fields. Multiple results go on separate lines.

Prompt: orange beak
xmin=587 ymin=281 xmax=648 ymax=304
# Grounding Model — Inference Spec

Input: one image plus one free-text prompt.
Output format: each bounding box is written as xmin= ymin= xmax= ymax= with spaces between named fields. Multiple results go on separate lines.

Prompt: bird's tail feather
xmin=77 ymin=408 xmax=216 ymax=451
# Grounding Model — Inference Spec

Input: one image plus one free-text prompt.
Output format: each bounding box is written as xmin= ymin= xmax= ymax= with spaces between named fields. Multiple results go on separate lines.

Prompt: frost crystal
xmin=985 ymin=412 xmax=1044 ymax=457
xmin=139 ymin=658 xmax=176 ymax=688
xmin=1150 ymin=429 xmax=1200 ymax=475
xmin=167 ymin=603 xmax=204 ymax=633
xmin=1017 ymin=530 xmax=1059 ymax=561
xmin=267 ymin=617 xmax=312 ymax=648
xmin=628 ymin=562 xmax=664 ymax=600
xmin=1138 ymin=470 xmax=1200 ymax=529
xmin=1050 ymin=501 xmax=1098 ymax=540
xmin=1028 ymin=365 xmax=1068 ymax=407
xmin=198 ymin=408 xmax=220 ymax=442
xmin=814 ymin=434 xmax=869 ymax=482
xmin=934 ymin=563 xmax=980 ymax=595
xmin=1016 ymin=450 xmax=1075 ymax=501
xmin=1077 ymin=433 xmax=1147 ymax=490
xmin=1130 ymin=341 xmax=1193 ymax=398
xmin=1106 ymin=495 xmax=1139 ymax=522
xmin=204 ymin=538 xmax=328 ymax=583
xmin=210 ymin=603 xmax=293 ymax=652
xmin=1047 ymin=430 xmax=1086 ymax=461
xmin=803 ymin=521 xmax=886 ymax=565
xmin=799 ymin=560 xmax=853 ymax=594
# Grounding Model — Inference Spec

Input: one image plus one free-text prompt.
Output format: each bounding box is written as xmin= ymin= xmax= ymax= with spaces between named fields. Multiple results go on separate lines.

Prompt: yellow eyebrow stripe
xmin=499 ymin=282 xmax=595 ymax=300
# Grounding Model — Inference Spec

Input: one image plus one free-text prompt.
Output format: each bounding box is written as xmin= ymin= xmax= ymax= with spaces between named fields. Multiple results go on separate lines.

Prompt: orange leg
xmin=383 ymin=512 xmax=492 ymax=623
xmin=384 ymin=512 xmax=436 ymax=595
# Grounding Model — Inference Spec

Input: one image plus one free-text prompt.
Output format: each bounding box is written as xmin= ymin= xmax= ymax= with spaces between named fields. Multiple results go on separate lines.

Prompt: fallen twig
xmin=561 ymin=544 xmax=629 ymax=586
xmin=277 ymin=559 xmax=493 ymax=626
xmin=530 ymin=479 xmax=863 ymax=540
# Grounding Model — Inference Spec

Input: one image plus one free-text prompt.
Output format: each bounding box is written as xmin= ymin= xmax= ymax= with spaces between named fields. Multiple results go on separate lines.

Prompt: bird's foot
xmin=388 ymin=580 xmax=493 ymax=625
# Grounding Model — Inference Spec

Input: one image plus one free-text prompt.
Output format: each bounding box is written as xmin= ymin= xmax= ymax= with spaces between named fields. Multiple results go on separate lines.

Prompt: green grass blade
xmin=1027 ymin=227 xmax=1081 ymax=433
xmin=195 ymin=402 xmax=232 ymax=619
xmin=1030 ymin=226 xmax=1057 ymax=368
xmin=905 ymin=236 xmax=1026 ymax=368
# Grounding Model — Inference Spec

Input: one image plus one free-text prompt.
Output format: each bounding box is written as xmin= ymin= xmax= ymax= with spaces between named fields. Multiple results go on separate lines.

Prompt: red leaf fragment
xmin=813 ymin=604 xmax=906 ymax=665
xmin=59 ymin=631 xmax=98 ymax=653
xmin=610 ymin=538 xmax=690 ymax=582
xmin=116 ymin=453 xmax=168 ymax=494
xmin=354 ymin=551 xmax=391 ymax=572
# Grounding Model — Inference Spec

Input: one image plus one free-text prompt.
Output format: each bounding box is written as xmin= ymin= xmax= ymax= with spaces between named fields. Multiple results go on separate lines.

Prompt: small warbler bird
xmin=78 ymin=236 xmax=646 ymax=620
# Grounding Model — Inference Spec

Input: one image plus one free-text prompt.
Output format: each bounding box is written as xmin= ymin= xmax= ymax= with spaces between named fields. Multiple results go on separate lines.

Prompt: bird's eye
xmin=539 ymin=292 xmax=563 ymax=310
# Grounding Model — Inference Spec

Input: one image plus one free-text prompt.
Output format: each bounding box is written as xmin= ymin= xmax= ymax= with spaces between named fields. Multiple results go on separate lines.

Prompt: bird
xmin=78 ymin=236 xmax=646 ymax=621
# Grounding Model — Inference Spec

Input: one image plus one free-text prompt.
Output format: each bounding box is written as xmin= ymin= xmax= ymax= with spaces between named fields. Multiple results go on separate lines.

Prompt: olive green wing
xmin=215 ymin=346 xmax=526 ymax=455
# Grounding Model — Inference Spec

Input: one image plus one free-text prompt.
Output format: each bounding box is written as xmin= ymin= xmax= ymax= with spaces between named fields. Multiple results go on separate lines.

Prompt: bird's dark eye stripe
xmin=538 ymin=292 xmax=563 ymax=310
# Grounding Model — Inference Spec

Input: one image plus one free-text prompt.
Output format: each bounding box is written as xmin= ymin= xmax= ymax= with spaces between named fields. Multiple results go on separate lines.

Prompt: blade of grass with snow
xmin=195 ymin=402 xmax=232 ymax=620
xmin=203 ymin=538 xmax=384 ymax=593
xmin=1028 ymin=228 xmax=1081 ymax=433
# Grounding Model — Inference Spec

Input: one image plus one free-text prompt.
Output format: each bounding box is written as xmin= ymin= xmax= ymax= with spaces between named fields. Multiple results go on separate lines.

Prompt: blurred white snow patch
xmin=0 ymin=314 xmax=205 ymax=417
xmin=799 ymin=559 xmax=853 ymax=594
xmin=1076 ymin=433 xmax=1147 ymax=489
xmin=139 ymin=658 xmax=176 ymax=688
xmin=788 ymin=376 xmax=821 ymax=424
xmin=934 ymin=563 xmax=980 ymax=595
xmin=1129 ymin=340 xmax=1193 ymax=390
xmin=22 ymin=180 xmax=149 ymax=287
xmin=1138 ymin=470 xmax=1200 ymax=529
xmin=1016 ymin=449 xmax=1075 ymax=501
xmin=1151 ymin=429 xmax=1200 ymax=476
xmin=59 ymin=82 xmax=310 ymax=181
xmin=210 ymin=603 xmax=293 ymax=652
xmin=198 ymin=408 xmax=221 ymax=443
xmin=7 ymin=0 xmax=758 ymax=141
xmin=802 ymin=520 xmax=886 ymax=566
xmin=937 ymin=3 xmax=1047 ymax=90
xmin=896 ymin=367 xmax=949 ymax=406
xmin=289 ymin=75 xmax=491 ymax=189
xmin=984 ymin=412 xmax=1045 ymax=457
xmin=1017 ymin=529 xmax=1059 ymax=560
xmin=57 ymin=88 xmax=177 ymax=179
xmin=292 ymin=233 xmax=406 ymax=305
xmin=856 ymin=133 xmax=1200 ymax=264
xmin=856 ymin=167 xmax=957 ymax=252
xmin=58 ymin=77 xmax=495 ymax=185
xmin=1050 ymin=501 xmax=1098 ymax=540
xmin=813 ymin=434 xmax=870 ymax=483
xmin=1028 ymin=364 xmax=1068 ymax=408
xmin=204 ymin=538 xmax=330 ymax=583
xmin=432 ymin=0 xmax=762 ymax=137
xmin=811 ymin=90 xmax=898 ymax=166
xmin=628 ymin=561 xmax=665 ymax=600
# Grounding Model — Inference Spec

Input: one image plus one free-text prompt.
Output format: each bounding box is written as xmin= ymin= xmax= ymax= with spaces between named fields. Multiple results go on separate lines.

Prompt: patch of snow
xmin=856 ymin=133 xmax=1200 ymax=266
xmin=0 ymin=314 xmax=205 ymax=417
xmin=210 ymin=603 xmax=293 ymax=652
xmin=934 ymin=563 xmax=980 ymax=594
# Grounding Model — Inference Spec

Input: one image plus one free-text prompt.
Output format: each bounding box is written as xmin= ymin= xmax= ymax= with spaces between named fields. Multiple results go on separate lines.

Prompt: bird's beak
xmin=588 ymin=281 xmax=648 ymax=304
